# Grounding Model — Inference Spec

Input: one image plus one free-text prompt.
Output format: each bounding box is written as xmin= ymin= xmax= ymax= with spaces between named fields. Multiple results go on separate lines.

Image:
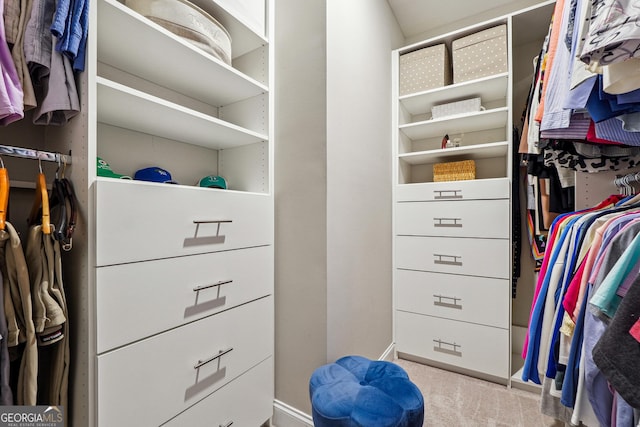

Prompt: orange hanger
xmin=28 ymin=158 xmax=51 ymax=234
xmin=0 ymin=158 xmax=8 ymax=230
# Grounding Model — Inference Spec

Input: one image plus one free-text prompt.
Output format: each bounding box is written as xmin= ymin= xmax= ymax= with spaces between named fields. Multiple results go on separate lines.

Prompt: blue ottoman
xmin=309 ymin=355 xmax=424 ymax=427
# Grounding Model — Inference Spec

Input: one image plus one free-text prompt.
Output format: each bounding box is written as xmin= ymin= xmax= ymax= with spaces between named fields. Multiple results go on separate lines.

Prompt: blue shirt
xmin=50 ymin=0 xmax=89 ymax=71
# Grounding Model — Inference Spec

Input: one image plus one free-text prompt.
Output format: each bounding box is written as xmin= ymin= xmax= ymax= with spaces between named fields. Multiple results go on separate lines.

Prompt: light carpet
xmin=394 ymin=358 xmax=564 ymax=427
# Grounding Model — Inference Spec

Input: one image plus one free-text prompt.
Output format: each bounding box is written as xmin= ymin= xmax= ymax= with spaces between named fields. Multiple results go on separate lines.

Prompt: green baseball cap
xmin=198 ymin=175 xmax=227 ymax=189
xmin=97 ymin=157 xmax=131 ymax=179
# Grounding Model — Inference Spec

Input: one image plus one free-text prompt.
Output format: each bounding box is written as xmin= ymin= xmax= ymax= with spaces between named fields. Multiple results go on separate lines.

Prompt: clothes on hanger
xmin=518 ymin=0 xmax=640 ymax=273
xmin=522 ymin=190 xmax=640 ymax=426
xmin=0 ymin=158 xmax=74 ymax=410
xmin=0 ymin=221 xmax=37 ymax=405
xmin=0 ymin=0 xmax=25 ymax=125
xmin=2 ymin=0 xmax=90 ymax=124
xmin=23 ymin=0 xmax=80 ymax=125
xmin=3 ymin=0 xmax=37 ymax=110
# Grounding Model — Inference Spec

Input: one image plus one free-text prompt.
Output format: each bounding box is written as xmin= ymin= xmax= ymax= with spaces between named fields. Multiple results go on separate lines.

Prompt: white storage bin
xmin=431 ymin=97 xmax=481 ymax=119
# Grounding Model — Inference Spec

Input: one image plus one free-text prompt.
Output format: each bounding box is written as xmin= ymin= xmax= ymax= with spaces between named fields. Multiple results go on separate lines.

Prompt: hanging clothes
xmin=23 ymin=0 xmax=80 ymax=125
xmin=50 ymin=0 xmax=90 ymax=71
xmin=4 ymin=0 xmax=38 ymax=110
xmin=522 ymin=192 xmax=640 ymax=426
xmin=579 ymin=0 xmax=640 ymax=68
xmin=0 ymin=0 xmax=25 ymax=125
xmin=24 ymin=223 xmax=69 ymax=411
xmin=0 ymin=274 xmax=13 ymax=405
xmin=0 ymin=221 xmax=37 ymax=405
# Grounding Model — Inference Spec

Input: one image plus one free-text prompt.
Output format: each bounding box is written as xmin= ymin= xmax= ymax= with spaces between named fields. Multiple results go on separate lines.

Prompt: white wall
xmin=274 ymin=0 xmax=328 ymax=414
xmin=326 ymin=0 xmax=403 ymax=360
xmin=274 ymin=0 xmax=402 ymax=418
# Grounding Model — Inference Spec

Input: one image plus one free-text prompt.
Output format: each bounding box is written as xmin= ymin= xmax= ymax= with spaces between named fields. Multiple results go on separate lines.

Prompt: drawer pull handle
xmin=433 ymin=294 xmax=462 ymax=309
xmin=433 ymin=254 xmax=462 ymax=266
xmin=193 ymin=280 xmax=233 ymax=292
xmin=433 ymin=339 xmax=462 ymax=357
xmin=220 ymin=422 xmax=233 ymax=427
xmin=194 ymin=347 xmax=233 ymax=370
xmin=185 ymin=220 xmax=233 ymax=246
xmin=433 ymin=217 xmax=462 ymax=228
xmin=434 ymin=190 xmax=462 ymax=200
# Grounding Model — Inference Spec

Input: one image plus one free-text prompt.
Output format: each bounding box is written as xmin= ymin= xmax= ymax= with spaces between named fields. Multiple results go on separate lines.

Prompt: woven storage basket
xmin=433 ymin=160 xmax=476 ymax=182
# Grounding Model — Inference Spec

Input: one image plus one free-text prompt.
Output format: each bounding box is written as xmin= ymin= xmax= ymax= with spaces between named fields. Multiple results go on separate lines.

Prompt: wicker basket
xmin=433 ymin=160 xmax=476 ymax=182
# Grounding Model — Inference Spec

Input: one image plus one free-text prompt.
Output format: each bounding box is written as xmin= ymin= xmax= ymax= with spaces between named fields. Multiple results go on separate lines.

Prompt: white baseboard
xmin=379 ymin=343 xmax=395 ymax=361
xmin=272 ymin=343 xmax=395 ymax=427
xmin=272 ymin=399 xmax=313 ymax=427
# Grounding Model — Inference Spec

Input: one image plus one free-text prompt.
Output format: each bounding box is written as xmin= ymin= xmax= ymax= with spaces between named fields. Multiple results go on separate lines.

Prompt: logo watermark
xmin=0 ymin=406 xmax=63 ymax=427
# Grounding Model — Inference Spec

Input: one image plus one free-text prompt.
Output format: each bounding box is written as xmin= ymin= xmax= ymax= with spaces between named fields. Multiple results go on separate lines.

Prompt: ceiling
xmin=386 ymin=0 xmax=549 ymax=41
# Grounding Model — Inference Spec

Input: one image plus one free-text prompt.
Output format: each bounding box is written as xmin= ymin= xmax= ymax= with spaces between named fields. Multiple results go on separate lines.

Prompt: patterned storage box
xmin=452 ymin=25 xmax=507 ymax=84
xmin=433 ymin=160 xmax=476 ymax=182
xmin=399 ymin=44 xmax=452 ymax=96
xmin=431 ymin=97 xmax=481 ymax=119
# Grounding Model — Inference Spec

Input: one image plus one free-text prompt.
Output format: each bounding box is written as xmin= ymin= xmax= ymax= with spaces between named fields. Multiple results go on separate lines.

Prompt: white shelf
xmin=510 ymin=365 xmax=541 ymax=393
xmin=400 ymin=73 xmax=509 ymax=116
xmin=97 ymin=0 xmax=267 ymax=108
xmin=399 ymin=107 xmax=509 ymax=140
xmin=97 ymin=77 xmax=267 ymax=150
xmin=399 ymin=141 xmax=509 ymax=165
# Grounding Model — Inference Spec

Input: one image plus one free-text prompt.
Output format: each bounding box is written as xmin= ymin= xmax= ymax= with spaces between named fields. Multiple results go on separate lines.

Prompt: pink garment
xmin=586 ymin=120 xmax=623 ymax=145
xmin=563 ymin=255 xmax=588 ymax=321
xmin=629 ymin=319 xmax=640 ymax=343
xmin=571 ymin=217 xmax=616 ymax=321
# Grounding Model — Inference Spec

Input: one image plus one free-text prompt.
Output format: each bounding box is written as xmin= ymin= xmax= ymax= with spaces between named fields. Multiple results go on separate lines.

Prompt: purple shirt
xmin=0 ymin=0 xmax=24 ymax=125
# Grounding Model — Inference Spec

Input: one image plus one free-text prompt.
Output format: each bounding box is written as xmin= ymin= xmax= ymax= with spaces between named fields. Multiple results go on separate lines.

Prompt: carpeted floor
xmin=394 ymin=358 xmax=564 ymax=427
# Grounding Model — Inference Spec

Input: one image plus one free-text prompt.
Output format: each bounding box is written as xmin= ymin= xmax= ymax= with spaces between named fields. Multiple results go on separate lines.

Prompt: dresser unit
xmin=88 ymin=1 xmax=275 ymax=425
xmin=392 ymin=1 xmax=554 ymax=384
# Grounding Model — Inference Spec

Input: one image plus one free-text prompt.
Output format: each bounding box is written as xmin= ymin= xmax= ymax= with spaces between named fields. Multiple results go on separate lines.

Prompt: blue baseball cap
xmin=134 ymin=167 xmax=178 ymax=184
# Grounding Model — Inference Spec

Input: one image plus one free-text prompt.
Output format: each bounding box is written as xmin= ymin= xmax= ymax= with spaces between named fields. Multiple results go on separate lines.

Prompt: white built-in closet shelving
xmin=86 ymin=0 xmax=275 ymax=424
xmin=0 ymin=0 xmax=278 ymax=425
xmin=392 ymin=0 xmax=555 ymax=388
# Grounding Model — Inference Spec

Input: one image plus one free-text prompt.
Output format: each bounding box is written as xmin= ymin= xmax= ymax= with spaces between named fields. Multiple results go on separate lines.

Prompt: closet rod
xmin=0 ymin=145 xmax=71 ymax=165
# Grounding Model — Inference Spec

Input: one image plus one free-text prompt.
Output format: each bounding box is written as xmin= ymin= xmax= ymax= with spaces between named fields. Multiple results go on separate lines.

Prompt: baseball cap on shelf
xmin=134 ymin=166 xmax=179 ymax=184
xmin=97 ymin=157 xmax=132 ymax=179
xmin=198 ymin=175 xmax=227 ymax=189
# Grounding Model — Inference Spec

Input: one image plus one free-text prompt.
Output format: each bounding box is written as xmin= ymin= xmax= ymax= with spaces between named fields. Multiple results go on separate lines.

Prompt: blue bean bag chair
xmin=309 ymin=355 xmax=424 ymax=427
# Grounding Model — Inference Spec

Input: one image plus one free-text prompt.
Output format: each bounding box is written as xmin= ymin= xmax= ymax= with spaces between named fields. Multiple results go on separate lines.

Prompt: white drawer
xmin=95 ymin=179 xmax=273 ymax=266
xmin=97 ymin=296 xmax=273 ymax=427
xmin=395 ymin=269 xmax=509 ymax=328
xmin=396 ymin=178 xmax=509 ymax=202
xmin=163 ymin=357 xmax=273 ymax=427
xmin=395 ymin=235 xmax=509 ymax=278
xmin=395 ymin=199 xmax=509 ymax=238
xmin=96 ymin=245 xmax=273 ymax=353
xmin=395 ymin=310 xmax=509 ymax=379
